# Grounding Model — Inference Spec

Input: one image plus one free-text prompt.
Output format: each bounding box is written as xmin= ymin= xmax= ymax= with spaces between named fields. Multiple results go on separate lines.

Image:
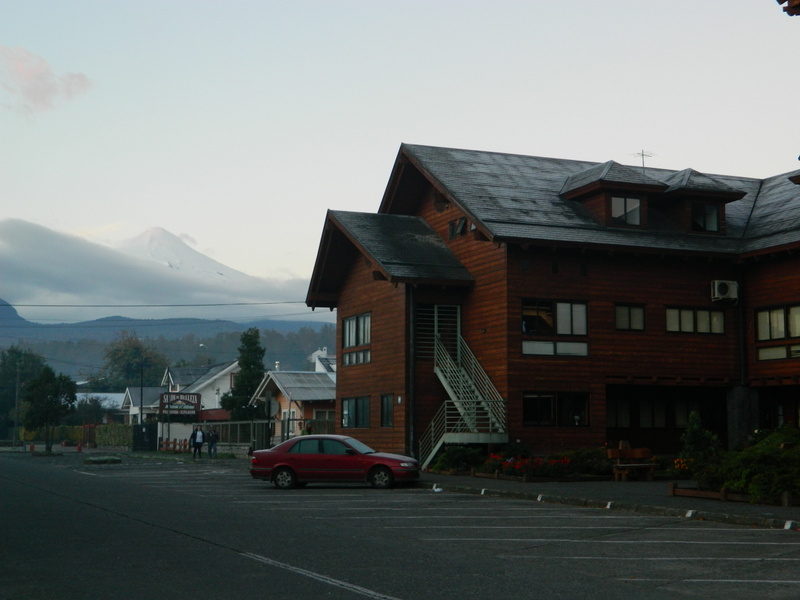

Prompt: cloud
xmin=0 ymin=46 xmax=91 ymax=114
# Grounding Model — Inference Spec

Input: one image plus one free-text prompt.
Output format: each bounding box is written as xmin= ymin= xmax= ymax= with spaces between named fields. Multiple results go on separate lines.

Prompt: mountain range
xmin=0 ymin=218 xmax=330 ymax=325
xmin=0 ymin=219 xmax=335 ymax=378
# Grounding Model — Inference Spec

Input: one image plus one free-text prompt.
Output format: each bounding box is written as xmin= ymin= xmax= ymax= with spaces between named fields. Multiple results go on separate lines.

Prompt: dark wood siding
xmin=335 ymin=254 xmax=410 ymax=455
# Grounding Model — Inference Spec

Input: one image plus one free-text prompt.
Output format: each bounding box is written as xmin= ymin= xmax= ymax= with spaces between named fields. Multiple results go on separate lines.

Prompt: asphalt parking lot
xmin=3 ymin=450 xmax=800 ymax=600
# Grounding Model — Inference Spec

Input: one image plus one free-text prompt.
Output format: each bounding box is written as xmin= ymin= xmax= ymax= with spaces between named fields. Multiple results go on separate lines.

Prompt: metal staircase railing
xmin=418 ymin=335 xmax=506 ymax=469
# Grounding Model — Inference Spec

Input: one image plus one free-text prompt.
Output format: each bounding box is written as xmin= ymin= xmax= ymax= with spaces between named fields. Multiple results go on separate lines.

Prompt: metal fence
xmin=200 ymin=417 xmax=336 ymax=452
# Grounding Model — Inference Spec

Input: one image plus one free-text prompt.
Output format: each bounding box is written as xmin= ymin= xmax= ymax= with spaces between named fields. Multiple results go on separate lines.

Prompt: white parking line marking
xmin=619 ymin=578 xmax=800 ymax=584
xmin=241 ymin=552 xmax=403 ymax=600
xmin=424 ymin=538 xmax=800 ymax=545
xmin=506 ymin=556 xmax=800 ymax=561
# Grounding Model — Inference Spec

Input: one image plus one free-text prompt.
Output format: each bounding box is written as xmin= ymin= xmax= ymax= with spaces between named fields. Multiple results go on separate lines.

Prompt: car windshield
xmin=345 ymin=437 xmax=376 ymax=454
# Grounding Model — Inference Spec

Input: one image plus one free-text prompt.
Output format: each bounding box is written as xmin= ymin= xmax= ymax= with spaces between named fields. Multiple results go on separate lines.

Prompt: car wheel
xmin=273 ymin=467 xmax=296 ymax=490
xmin=369 ymin=466 xmax=394 ymax=489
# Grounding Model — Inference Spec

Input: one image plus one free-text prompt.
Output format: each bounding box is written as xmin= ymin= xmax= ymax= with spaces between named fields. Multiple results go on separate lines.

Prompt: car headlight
xmin=399 ymin=462 xmax=417 ymax=468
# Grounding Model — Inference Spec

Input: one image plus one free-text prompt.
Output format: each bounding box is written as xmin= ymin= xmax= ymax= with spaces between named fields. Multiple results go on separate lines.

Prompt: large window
xmin=342 ymin=312 xmax=371 ymax=366
xmin=666 ymin=308 xmax=724 ymax=334
xmin=341 ymin=396 xmax=370 ymax=428
xmin=522 ymin=299 xmax=588 ymax=356
xmin=611 ymin=196 xmax=641 ymax=226
xmin=523 ymin=392 xmax=589 ymax=427
xmin=756 ymin=305 xmax=800 ymax=361
xmin=615 ymin=305 xmax=645 ymax=331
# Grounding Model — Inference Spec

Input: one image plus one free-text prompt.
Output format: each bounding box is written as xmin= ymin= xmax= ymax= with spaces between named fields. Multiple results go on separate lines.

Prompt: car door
xmin=287 ymin=438 xmax=323 ymax=481
xmin=320 ymin=438 xmax=366 ymax=482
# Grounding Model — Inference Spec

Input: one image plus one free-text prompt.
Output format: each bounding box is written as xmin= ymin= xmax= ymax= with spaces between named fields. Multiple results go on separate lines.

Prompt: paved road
xmin=3 ymin=451 xmax=800 ymax=600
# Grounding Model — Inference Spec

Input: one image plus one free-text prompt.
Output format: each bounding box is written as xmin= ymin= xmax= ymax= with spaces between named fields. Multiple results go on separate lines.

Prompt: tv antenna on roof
xmin=632 ymin=149 xmax=655 ymax=175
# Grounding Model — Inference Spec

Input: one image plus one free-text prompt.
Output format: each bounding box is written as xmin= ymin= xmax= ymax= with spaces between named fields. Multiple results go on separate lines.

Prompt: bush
xmin=562 ymin=447 xmax=612 ymax=476
xmin=714 ymin=427 xmax=800 ymax=502
xmin=95 ymin=423 xmax=132 ymax=447
xmin=430 ymin=445 xmax=486 ymax=472
xmin=678 ymin=412 xmax=723 ymax=487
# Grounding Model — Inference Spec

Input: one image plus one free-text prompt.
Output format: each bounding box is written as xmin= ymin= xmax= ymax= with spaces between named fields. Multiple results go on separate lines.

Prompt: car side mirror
xmin=346 ymin=449 xmax=357 ymax=455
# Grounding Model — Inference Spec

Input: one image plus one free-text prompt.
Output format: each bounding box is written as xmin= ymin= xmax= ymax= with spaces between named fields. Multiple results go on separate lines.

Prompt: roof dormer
xmin=653 ymin=169 xmax=746 ymax=235
xmin=559 ymin=161 xmax=668 ymax=229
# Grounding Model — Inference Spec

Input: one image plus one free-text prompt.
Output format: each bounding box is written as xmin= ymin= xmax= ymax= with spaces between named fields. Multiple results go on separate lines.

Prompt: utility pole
xmin=14 ymin=363 xmax=20 ymax=450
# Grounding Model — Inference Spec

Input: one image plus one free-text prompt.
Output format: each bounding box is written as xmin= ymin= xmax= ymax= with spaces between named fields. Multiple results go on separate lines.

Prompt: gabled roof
xmin=121 ymin=386 xmax=167 ymax=409
xmin=161 ymin=361 xmax=238 ymax=392
xmin=316 ymin=356 xmax=336 ymax=373
xmin=560 ymin=160 xmax=668 ymax=198
xmin=250 ymin=371 xmax=336 ymax=404
xmin=162 ymin=366 xmax=208 ymax=387
xmin=660 ymin=168 xmax=746 ymax=201
xmin=384 ymin=144 xmax=798 ymax=256
xmin=182 ymin=361 xmax=238 ymax=393
xmin=308 ymin=144 xmax=800 ymax=310
xmin=307 ymin=210 xmax=473 ymax=309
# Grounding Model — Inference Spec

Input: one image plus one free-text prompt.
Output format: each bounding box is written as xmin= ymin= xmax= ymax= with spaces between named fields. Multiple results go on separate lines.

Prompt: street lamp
xmin=199 ymin=343 xmax=211 ymax=365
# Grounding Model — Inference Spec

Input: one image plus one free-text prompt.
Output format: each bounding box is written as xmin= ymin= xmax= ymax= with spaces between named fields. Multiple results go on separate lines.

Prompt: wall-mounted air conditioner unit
xmin=711 ymin=280 xmax=738 ymax=301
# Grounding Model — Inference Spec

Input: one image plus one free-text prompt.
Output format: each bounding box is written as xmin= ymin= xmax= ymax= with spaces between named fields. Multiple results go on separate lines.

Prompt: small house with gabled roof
xmin=249 ymin=370 xmax=337 ymax=436
xmin=307 ymin=143 xmax=800 ymax=468
xmin=161 ymin=360 xmax=239 ymax=420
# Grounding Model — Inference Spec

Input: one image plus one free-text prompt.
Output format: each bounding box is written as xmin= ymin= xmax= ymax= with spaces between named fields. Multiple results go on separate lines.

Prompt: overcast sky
xmin=2 ymin=1 xmax=798 ymax=289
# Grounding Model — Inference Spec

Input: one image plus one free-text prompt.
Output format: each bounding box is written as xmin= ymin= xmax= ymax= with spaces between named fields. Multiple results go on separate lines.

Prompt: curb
xmin=426 ymin=482 xmax=800 ymax=531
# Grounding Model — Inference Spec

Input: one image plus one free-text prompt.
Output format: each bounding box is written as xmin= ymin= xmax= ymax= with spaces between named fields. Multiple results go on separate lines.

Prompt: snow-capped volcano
xmin=117 ymin=227 xmax=255 ymax=285
xmin=0 ymin=219 xmax=317 ymax=324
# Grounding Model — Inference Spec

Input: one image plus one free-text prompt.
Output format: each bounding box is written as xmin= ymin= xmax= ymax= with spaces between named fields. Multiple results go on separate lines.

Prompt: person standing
xmin=207 ymin=427 xmax=218 ymax=458
xmin=190 ymin=425 xmax=204 ymax=459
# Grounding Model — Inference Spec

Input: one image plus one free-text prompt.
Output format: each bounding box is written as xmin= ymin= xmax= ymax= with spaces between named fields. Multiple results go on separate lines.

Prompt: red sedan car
xmin=249 ymin=434 xmax=420 ymax=489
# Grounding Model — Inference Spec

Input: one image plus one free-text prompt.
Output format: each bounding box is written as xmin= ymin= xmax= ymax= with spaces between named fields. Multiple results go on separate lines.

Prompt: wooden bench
xmin=607 ymin=447 xmax=655 ymax=481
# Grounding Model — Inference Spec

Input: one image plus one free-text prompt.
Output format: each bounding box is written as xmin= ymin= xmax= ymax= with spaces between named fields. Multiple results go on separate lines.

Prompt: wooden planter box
xmin=668 ymin=482 xmax=795 ymax=507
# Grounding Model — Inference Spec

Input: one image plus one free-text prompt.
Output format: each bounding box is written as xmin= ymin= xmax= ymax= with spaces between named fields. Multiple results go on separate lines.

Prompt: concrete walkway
xmin=419 ymin=471 xmax=800 ymax=530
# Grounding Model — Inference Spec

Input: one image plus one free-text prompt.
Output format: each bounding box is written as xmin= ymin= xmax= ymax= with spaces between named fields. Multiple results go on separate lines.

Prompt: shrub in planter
xmin=562 ymin=447 xmax=612 ymax=477
xmin=430 ymin=445 xmax=486 ymax=472
xmin=678 ymin=411 xmax=723 ymax=486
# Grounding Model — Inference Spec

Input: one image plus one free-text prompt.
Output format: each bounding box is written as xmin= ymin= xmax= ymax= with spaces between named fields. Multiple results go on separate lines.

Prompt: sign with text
xmin=159 ymin=393 xmax=201 ymax=416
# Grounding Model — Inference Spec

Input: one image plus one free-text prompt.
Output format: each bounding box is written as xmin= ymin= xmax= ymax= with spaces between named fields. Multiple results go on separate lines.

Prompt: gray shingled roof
xmin=399 ymin=144 xmax=800 ymax=256
xmin=561 ymin=160 xmax=668 ymax=196
xmin=661 ymin=168 xmax=746 ymax=199
xmin=267 ymin=371 xmax=335 ymax=402
xmin=329 ymin=211 xmax=474 ymax=284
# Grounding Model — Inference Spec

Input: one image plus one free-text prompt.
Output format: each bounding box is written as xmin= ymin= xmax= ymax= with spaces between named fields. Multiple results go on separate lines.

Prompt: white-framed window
xmin=522 ymin=299 xmax=588 ymax=356
xmin=342 ymin=312 xmax=371 ymax=365
xmin=666 ymin=308 xmax=724 ymax=334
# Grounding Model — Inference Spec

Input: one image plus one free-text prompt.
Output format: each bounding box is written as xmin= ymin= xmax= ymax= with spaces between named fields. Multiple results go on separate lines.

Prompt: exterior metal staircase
xmin=418 ymin=334 xmax=508 ymax=470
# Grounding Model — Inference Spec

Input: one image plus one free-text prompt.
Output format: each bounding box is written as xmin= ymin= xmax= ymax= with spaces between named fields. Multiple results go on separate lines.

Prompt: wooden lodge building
xmin=306 ymin=144 xmax=800 ymax=468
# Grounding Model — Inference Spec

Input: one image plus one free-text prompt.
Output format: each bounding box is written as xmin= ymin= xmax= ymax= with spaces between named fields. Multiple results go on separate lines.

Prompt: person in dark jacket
xmin=206 ymin=427 xmax=219 ymax=458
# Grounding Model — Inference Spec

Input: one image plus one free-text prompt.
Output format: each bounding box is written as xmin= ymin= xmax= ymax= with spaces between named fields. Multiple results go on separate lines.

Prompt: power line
xmin=8 ymin=301 xmax=307 ymax=308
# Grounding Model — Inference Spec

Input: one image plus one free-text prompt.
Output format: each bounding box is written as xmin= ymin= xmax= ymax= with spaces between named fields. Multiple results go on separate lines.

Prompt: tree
xmin=68 ymin=395 xmax=111 ymax=425
xmin=221 ymin=328 xmax=265 ymax=420
xmin=23 ymin=366 xmax=77 ymax=452
xmin=0 ymin=346 xmax=47 ymax=440
xmin=97 ymin=330 xmax=170 ymax=391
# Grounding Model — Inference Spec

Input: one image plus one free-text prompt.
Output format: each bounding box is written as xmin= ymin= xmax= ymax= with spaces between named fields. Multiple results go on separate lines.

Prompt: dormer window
xmin=611 ymin=197 xmax=641 ymax=226
xmin=691 ymin=203 xmax=719 ymax=233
